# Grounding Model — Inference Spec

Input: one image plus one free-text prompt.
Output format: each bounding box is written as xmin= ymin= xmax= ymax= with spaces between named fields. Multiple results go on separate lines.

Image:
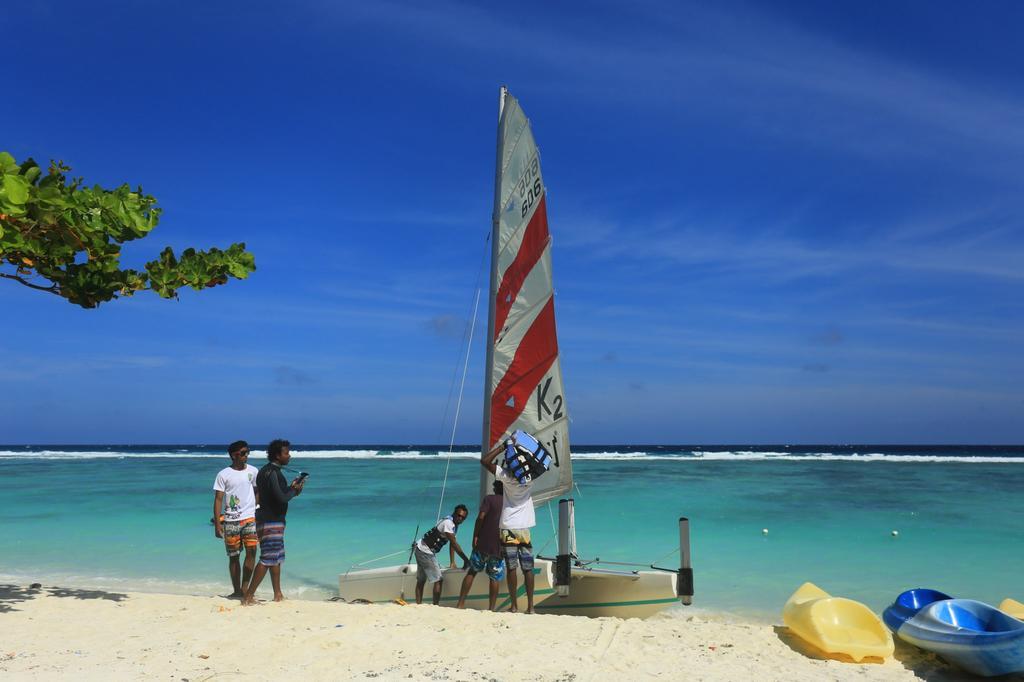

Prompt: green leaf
xmin=2 ymin=174 xmax=29 ymax=206
xmin=0 ymin=152 xmax=16 ymax=173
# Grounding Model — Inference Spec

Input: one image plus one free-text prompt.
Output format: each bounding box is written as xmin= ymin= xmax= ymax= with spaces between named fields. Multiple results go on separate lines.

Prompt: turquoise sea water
xmin=3 ymin=444 xmax=1023 ymax=621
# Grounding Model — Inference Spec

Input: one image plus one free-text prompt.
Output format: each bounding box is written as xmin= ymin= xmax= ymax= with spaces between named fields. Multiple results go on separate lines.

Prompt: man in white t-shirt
xmin=482 ymin=442 xmax=537 ymax=613
xmin=213 ymin=440 xmax=260 ymax=598
xmin=413 ymin=504 xmax=470 ymax=605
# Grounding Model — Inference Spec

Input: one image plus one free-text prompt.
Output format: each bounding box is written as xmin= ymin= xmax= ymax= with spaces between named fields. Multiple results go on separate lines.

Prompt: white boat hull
xmin=534 ymin=563 xmax=680 ymax=619
xmin=339 ymin=558 xmax=679 ymax=619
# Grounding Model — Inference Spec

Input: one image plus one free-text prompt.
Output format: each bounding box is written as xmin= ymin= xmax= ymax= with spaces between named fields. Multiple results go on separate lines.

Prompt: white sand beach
xmin=0 ymin=583 xmax=977 ymax=681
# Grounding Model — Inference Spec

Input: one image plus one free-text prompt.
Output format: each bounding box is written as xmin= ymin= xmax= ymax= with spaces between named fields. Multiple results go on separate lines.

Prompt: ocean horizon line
xmin=2 ymin=442 xmax=1022 ymax=449
xmin=3 ymin=444 xmax=1022 ymax=464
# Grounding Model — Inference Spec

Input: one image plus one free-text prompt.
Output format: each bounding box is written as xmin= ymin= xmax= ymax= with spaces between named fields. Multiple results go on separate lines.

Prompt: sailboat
xmin=338 ymin=87 xmax=691 ymax=619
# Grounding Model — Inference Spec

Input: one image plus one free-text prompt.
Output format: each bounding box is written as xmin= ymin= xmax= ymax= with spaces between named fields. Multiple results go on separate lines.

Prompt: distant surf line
xmin=2 ymin=450 xmax=1021 ymax=463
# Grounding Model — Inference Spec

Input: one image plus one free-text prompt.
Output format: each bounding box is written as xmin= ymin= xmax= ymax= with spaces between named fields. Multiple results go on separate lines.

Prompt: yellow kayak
xmin=783 ymin=582 xmax=894 ymax=662
xmin=999 ymin=598 xmax=1024 ymax=619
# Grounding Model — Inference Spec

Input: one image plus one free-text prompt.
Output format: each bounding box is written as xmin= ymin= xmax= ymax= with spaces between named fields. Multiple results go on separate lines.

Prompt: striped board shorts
xmin=500 ymin=529 xmax=534 ymax=571
xmin=256 ymin=522 xmax=286 ymax=566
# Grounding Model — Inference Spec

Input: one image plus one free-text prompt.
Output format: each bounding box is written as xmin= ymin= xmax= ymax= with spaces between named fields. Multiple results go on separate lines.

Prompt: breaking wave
xmin=1 ymin=448 xmax=1020 ymax=463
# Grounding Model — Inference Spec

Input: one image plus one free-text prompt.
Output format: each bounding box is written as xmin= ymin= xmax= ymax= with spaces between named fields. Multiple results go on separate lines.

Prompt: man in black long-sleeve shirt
xmin=242 ymin=439 xmax=305 ymax=605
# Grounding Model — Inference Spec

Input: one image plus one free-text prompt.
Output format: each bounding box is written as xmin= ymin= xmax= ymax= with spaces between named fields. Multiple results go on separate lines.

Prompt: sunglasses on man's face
xmin=232 ymin=449 xmax=250 ymax=457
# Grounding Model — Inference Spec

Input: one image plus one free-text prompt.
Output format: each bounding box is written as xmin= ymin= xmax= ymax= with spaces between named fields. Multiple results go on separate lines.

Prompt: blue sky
xmin=2 ymin=0 xmax=1022 ymax=444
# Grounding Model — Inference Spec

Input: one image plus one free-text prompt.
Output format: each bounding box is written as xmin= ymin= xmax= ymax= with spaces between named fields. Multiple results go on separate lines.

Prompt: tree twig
xmin=0 ymin=272 xmax=60 ymax=295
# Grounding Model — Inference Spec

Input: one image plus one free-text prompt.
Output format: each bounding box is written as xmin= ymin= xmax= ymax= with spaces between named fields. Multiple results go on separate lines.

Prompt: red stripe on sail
xmin=490 ymin=297 xmax=558 ymax=448
xmin=494 ymin=195 xmax=550 ymax=341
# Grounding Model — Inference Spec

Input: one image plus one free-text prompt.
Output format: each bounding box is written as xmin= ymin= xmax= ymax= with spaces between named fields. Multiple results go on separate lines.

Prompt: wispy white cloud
xmin=324 ymin=0 xmax=1024 ymax=167
xmin=0 ymin=354 xmax=170 ymax=381
xmin=555 ymin=202 xmax=1024 ymax=285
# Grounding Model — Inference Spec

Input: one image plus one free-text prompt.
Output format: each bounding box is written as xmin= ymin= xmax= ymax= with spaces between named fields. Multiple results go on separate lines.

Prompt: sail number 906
xmin=518 ymin=155 xmax=542 ymax=219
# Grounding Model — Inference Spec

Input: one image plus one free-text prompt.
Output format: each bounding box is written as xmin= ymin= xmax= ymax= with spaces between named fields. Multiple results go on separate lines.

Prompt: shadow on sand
xmin=0 ymin=583 xmax=128 ymax=614
xmin=772 ymin=624 xmax=1022 ymax=681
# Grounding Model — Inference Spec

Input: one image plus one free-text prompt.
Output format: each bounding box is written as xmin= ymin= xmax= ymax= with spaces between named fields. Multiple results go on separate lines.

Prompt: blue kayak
xmin=885 ymin=591 xmax=1024 ymax=677
xmin=883 ymin=588 xmax=953 ymax=633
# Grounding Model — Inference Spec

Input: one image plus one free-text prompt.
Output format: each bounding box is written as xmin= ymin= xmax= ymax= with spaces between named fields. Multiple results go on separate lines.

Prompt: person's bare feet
xmin=273 ymin=593 xmax=285 ymax=602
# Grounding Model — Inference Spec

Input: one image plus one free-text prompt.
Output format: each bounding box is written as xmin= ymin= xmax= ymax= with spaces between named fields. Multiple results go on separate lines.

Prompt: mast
xmin=480 ymin=85 xmax=508 ymax=503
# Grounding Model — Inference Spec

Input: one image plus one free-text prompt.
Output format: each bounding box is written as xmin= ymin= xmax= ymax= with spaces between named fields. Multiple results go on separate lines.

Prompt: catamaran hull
xmin=338 ymin=559 xmax=678 ymax=619
xmin=339 ymin=560 xmax=555 ymax=610
xmin=534 ymin=564 xmax=679 ymax=619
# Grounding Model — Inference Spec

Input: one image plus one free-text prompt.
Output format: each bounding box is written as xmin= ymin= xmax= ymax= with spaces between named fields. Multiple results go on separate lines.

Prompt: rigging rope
xmin=651 ymin=545 xmax=681 ymax=564
xmin=369 ymin=231 xmax=487 ymax=578
xmin=435 ymin=284 xmax=482 ymax=522
xmin=345 ymin=548 xmax=409 ymax=571
xmin=535 ymin=535 xmax=555 ymax=556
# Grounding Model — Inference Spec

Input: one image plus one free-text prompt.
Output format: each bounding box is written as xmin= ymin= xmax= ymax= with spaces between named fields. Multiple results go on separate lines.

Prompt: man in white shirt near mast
xmin=213 ymin=440 xmax=260 ymax=599
xmin=481 ymin=442 xmax=537 ymax=614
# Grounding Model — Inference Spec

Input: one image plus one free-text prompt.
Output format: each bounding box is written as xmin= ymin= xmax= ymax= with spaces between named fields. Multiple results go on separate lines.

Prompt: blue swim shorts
xmin=469 ymin=549 xmax=506 ymax=582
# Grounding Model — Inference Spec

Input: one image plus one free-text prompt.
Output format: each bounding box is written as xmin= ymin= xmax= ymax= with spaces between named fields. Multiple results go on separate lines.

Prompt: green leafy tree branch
xmin=0 ymin=151 xmax=255 ymax=308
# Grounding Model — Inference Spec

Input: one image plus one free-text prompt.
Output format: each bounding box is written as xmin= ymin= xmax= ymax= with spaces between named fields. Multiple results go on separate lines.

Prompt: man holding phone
xmin=243 ymin=438 xmax=306 ymax=605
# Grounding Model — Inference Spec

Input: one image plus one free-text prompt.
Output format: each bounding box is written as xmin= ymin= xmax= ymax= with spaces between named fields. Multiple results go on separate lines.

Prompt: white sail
xmin=482 ymin=89 xmax=572 ymax=507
